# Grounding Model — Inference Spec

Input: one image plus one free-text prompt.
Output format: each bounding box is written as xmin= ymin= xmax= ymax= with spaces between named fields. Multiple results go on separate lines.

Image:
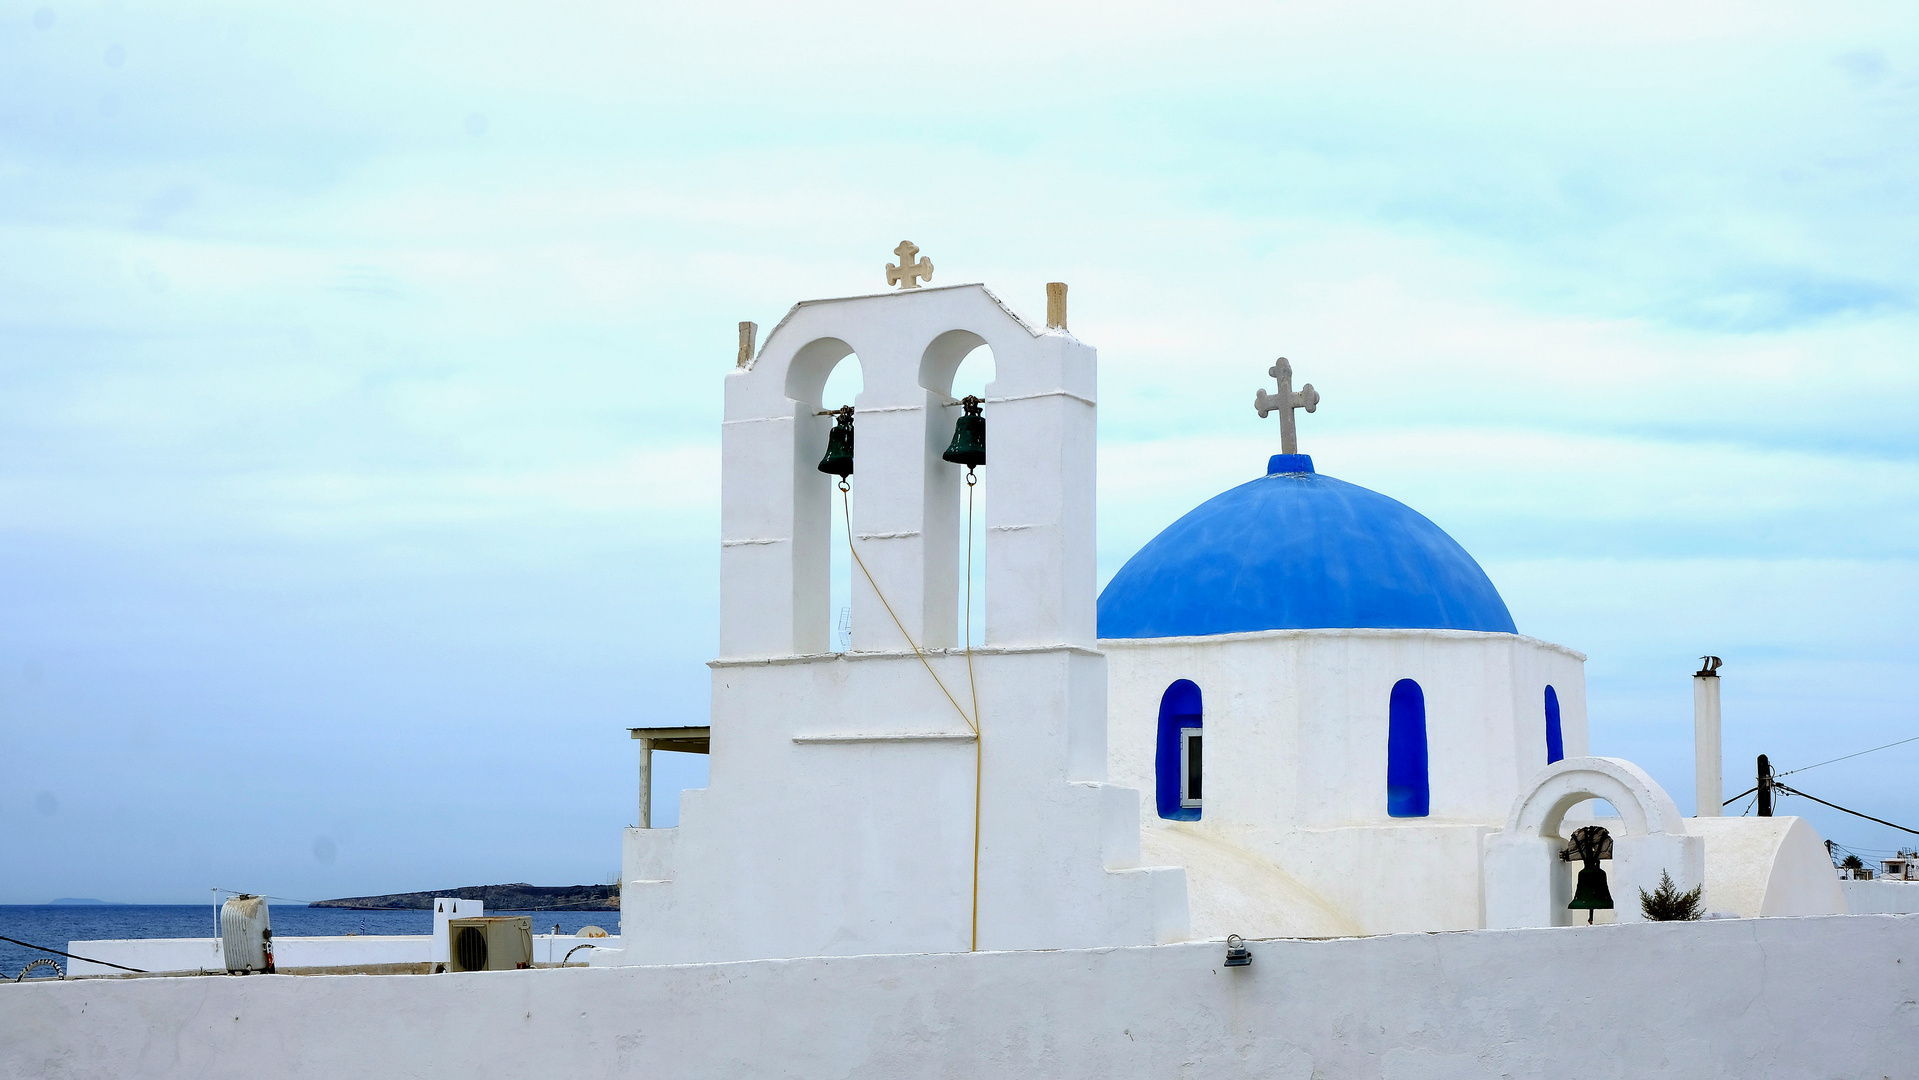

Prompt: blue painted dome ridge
xmin=1097 ymin=464 xmax=1516 ymax=638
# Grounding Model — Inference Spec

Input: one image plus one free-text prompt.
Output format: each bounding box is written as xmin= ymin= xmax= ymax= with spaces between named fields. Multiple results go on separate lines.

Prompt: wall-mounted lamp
xmin=1224 ymin=933 xmax=1251 ymax=967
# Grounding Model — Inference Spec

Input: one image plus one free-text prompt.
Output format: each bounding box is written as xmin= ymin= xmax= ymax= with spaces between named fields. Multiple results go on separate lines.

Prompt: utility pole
xmin=1757 ymin=753 xmax=1774 ymax=817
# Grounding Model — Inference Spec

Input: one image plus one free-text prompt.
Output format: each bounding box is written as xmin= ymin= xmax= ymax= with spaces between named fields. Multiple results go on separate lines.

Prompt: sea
xmin=0 ymin=905 xmax=618 ymax=980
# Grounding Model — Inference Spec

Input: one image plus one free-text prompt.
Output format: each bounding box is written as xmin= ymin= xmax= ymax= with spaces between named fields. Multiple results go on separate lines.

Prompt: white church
xmin=616 ymin=248 xmax=1850 ymax=964
xmin=15 ymin=251 xmax=1915 ymax=1078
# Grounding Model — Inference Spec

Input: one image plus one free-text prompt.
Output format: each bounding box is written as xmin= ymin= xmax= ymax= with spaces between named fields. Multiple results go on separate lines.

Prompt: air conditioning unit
xmin=446 ymin=917 xmax=533 ymax=972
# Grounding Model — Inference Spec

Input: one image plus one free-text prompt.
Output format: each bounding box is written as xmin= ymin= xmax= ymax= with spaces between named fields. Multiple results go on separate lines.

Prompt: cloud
xmin=3 ymin=0 xmax=1916 ymax=899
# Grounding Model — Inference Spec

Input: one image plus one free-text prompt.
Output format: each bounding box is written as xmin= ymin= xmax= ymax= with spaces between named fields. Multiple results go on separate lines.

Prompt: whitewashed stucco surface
xmin=1844 ymin=879 xmax=1919 ymax=914
xmin=7 ymin=915 xmax=1915 ymax=1079
xmin=62 ymin=934 xmax=623 ymax=977
xmin=1685 ymin=816 xmax=1847 ymax=918
xmin=1105 ymin=628 xmax=1589 ymax=935
xmin=624 ymin=284 xmax=1185 ymax=964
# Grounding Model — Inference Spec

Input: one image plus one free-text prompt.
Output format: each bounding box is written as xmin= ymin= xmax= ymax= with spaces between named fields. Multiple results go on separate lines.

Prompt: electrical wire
xmin=214 ymin=888 xmax=319 ymax=905
xmin=1772 ymin=782 xmax=1919 ymax=837
xmin=1826 ymin=840 xmax=1881 ymax=868
xmin=213 ymin=887 xmax=319 ymax=941
xmin=0 ymin=935 xmax=146 ymax=974
xmin=1830 ymin=844 xmax=1912 ymax=856
xmin=1775 ymin=734 xmax=1919 ymax=779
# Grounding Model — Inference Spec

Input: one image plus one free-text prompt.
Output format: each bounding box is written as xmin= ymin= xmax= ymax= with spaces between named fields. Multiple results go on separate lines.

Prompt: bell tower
xmin=714 ymin=284 xmax=1103 ymax=659
xmin=620 ymin=262 xmax=1187 ymax=965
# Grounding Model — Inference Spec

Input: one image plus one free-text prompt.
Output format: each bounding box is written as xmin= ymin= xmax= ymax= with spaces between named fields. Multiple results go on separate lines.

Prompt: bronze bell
xmin=942 ymin=395 xmax=986 ymax=470
xmin=817 ymin=406 xmax=854 ymax=479
xmin=1565 ymin=824 xmax=1614 ymax=922
xmin=1568 ymin=866 xmax=1614 ymax=912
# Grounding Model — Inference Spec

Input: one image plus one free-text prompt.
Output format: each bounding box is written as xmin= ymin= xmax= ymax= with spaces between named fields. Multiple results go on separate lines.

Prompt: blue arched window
xmin=1387 ymin=679 xmax=1429 ymax=817
xmin=1545 ymin=685 xmax=1564 ymax=764
xmin=1155 ymin=679 xmax=1203 ymax=821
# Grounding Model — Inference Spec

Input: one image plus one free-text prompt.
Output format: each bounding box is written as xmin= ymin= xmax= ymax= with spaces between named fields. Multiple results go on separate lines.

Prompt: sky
xmin=2 ymin=0 xmax=1916 ymax=903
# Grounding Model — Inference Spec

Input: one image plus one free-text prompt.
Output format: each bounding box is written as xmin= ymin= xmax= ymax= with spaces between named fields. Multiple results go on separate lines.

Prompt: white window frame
xmin=1179 ymin=727 xmax=1203 ymax=809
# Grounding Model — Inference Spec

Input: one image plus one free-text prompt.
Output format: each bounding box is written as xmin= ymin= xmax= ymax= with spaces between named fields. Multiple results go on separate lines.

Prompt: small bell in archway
xmin=818 ymin=406 xmax=855 ymax=479
xmin=942 ymin=395 xmax=985 ymax=471
xmin=1565 ymin=824 xmax=1615 ymax=924
xmin=1569 ymin=866 xmax=1614 ymax=917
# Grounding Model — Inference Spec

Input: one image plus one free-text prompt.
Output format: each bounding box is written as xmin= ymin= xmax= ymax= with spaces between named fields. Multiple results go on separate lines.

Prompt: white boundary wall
xmin=63 ymin=934 xmax=622 ymax=976
xmin=1845 ymin=879 xmax=1919 ymax=914
xmin=8 ymin=915 xmax=1915 ymax=1078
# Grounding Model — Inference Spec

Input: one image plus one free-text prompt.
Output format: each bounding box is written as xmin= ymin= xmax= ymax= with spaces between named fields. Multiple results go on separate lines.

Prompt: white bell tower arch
xmin=622 ymin=278 xmax=1186 ymax=965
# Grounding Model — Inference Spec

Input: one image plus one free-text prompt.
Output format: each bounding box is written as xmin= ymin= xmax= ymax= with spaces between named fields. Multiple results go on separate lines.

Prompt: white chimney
xmin=1694 ymin=656 xmax=1723 ymax=817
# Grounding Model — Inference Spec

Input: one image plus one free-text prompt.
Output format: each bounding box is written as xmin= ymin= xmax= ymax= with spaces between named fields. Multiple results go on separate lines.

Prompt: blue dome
xmin=1097 ymin=455 xmax=1516 ymax=638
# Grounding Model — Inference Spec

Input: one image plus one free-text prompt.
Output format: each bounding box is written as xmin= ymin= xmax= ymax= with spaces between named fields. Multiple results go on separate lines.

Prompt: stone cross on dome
xmin=886 ymin=240 xmax=934 ymax=289
xmin=1254 ymin=357 xmax=1320 ymax=455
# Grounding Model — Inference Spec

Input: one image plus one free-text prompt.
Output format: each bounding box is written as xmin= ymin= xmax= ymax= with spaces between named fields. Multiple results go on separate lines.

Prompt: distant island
xmin=311 ymin=883 xmax=618 ymax=911
xmin=48 ymin=897 xmax=120 ymax=905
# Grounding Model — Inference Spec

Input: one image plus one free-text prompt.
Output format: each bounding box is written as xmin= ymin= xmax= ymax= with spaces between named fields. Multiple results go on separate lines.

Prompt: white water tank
xmin=220 ymin=894 xmax=273 ymax=973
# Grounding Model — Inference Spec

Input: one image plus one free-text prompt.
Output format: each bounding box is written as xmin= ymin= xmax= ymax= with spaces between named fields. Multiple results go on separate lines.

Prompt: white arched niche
xmin=1482 ymin=757 xmax=1705 ymax=929
xmin=919 ymin=330 xmax=996 ymax=648
xmin=783 ymin=338 xmax=862 ymax=654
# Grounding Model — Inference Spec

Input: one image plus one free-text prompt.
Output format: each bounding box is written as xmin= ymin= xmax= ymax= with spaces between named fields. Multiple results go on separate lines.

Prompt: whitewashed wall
xmin=627 ymin=648 xmax=1184 ymax=962
xmin=1844 ymin=880 xmax=1919 ymax=914
xmin=1105 ymin=628 xmax=1587 ymax=934
xmin=625 ymin=283 xmax=1184 ymax=965
xmin=1485 ymin=756 xmax=1705 ymax=929
xmin=63 ymin=934 xmax=622 ymax=977
xmin=9 ymin=916 xmax=1915 ymax=1079
xmin=1687 ymin=816 xmax=1846 ymax=918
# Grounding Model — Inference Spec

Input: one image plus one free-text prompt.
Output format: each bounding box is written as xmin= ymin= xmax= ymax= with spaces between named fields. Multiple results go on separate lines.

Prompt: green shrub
xmin=1639 ymin=869 xmax=1704 ymax=921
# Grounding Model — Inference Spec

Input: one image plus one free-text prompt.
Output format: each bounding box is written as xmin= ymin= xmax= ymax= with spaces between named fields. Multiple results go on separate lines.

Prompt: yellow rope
xmin=964 ymin=473 xmax=982 ymax=953
xmin=963 ymin=475 xmax=982 ymax=731
xmin=837 ymin=483 xmax=975 ymax=734
xmin=838 ymin=479 xmax=984 ymax=951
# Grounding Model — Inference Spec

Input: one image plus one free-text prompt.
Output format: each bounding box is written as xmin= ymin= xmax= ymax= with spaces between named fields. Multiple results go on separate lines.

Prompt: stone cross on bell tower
xmin=1254 ymin=357 xmax=1320 ymax=455
xmin=886 ymin=241 xmax=934 ymax=289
